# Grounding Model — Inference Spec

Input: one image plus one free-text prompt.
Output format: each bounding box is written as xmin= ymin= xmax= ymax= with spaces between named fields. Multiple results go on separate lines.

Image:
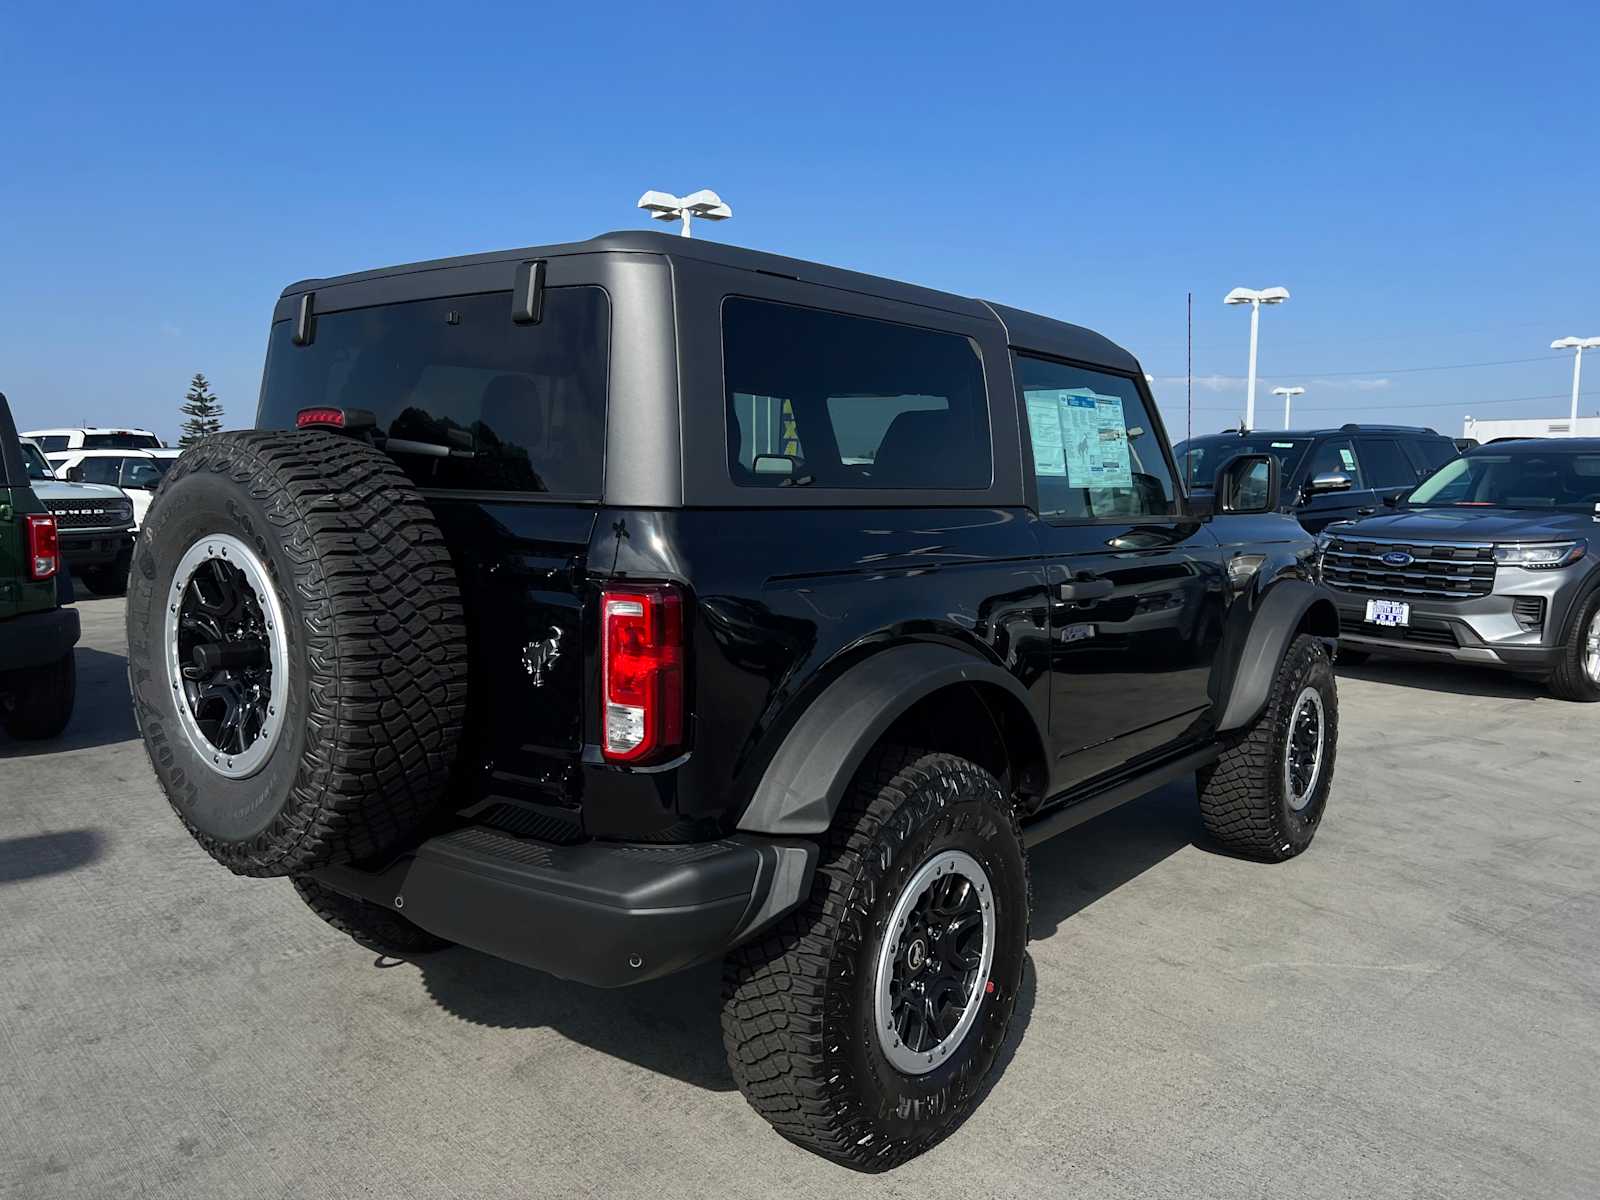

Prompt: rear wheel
xmin=1198 ymin=633 xmax=1337 ymax=861
xmin=1546 ymin=591 xmax=1600 ymax=702
xmin=1 ymin=651 xmax=76 ymax=740
xmin=291 ymin=876 xmax=452 ymax=957
xmin=721 ymin=747 xmax=1029 ymax=1172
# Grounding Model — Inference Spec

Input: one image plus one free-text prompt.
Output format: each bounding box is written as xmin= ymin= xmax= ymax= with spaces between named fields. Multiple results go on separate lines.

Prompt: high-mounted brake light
xmin=25 ymin=514 xmax=59 ymax=581
xmin=601 ymin=585 xmax=685 ymax=763
xmin=296 ymin=407 xmax=346 ymax=429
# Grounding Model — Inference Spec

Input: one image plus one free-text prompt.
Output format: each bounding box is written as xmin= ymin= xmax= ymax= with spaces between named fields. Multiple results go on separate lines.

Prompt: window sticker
xmin=1059 ymin=390 xmax=1133 ymax=489
xmin=1025 ymin=392 xmax=1068 ymax=476
xmin=1339 ymin=447 xmax=1357 ymax=472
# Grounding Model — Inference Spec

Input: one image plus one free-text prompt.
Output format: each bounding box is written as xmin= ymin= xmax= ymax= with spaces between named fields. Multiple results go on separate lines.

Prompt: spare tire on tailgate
xmin=126 ymin=430 xmax=468 ymax=877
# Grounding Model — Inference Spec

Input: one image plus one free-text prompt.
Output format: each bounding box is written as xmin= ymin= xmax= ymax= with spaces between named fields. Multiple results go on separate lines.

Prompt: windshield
xmin=1409 ymin=451 xmax=1600 ymax=510
xmin=1173 ymin=436 xmax=1310 ymax=488
xmin=19 ymin=443 xmax=56 ymax=482
xmin=83 ymin=432 xmax=162 ymax=449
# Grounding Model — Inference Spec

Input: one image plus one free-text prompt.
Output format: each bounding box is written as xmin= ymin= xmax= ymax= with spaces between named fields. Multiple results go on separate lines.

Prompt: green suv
xmin=0 ymin=391 xmax=78 ymax=739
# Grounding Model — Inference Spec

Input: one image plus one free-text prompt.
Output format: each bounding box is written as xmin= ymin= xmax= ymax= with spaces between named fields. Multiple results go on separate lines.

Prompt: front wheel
xmin=1198 ymin=633 xmax=1338 ymax=861
xmin=1546 ymin=590 xmax=1600 ymax=702
xmin=721 ymin=747 xmax=1029 ymax=1172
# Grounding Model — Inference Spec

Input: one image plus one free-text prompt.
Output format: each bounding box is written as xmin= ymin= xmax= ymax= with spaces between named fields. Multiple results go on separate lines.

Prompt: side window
xmin=1357 ymin=438 xmax=1418 ymax=488
xmin=1409 ymin=438 xmax=1458 ymax=473
xmin=35 ymin=435 xmax=69 ymax=453
xmin=78 ymin=457 xmax=122 ymax=486
xmin=1015 ymin=354 xmax=1176 ymax=520
xmin=723 ymin=298 xmax=991 ymax=490
xmin=1306 ymin=438 xmax=1364 ymax=488
xmin=121 ymin=460 xmax=164 ymax=490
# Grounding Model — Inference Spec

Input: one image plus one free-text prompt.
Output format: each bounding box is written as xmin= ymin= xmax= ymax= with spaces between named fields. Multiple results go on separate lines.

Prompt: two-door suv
xmin=128 ymin=232 xmax=1340 ymax=1170
xmin=1321 ymin=437 xmax=1600 ymax=699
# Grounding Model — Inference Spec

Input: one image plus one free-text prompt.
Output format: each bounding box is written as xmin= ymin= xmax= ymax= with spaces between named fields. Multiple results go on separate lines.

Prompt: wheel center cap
xmin=906 ymin=938 xmax=928 ymax=973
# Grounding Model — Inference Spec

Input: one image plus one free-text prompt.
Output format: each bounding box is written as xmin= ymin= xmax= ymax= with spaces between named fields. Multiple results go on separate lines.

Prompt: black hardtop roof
xmin=280 ymin=230 xmax=1138 ymax=373
xmin=1181 ymin=424 xmax=1446 ymax=441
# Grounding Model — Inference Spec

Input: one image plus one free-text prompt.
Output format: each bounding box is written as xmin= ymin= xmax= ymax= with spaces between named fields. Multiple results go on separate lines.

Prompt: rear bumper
xmin=0 ymin=605 xmax=80 ymax=673
xmin=59 ymin=529 xmax=133 ymax=568
xmin=312 ymin=828 xmax=817 ymax=987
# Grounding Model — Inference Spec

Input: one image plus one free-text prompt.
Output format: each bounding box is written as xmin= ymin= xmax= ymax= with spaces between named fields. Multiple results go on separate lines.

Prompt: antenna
xmin=637 ymin=189 xmax=733 ymax=238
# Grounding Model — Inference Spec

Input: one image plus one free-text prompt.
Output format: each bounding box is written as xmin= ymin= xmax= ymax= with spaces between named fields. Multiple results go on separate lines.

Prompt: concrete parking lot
xmin=3 ymin=595 xmax=1597 ymax=1200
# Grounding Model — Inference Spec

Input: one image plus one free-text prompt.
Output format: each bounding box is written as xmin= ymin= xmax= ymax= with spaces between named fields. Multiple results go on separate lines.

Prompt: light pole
xmin=637 ymin=189 xmax=733 ymax=238
xmin=1224 ymin=286 xmax=1290 ymax=430
xmin=1550 ymin=336 xmax=1600 ymax=422
xmin=1271 ymin=385 xmax=1305 ymax=427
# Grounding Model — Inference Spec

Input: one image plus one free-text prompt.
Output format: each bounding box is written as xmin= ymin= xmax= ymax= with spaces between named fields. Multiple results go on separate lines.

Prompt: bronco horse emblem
xmin=521 ymin=625 xmax=564 ymax=686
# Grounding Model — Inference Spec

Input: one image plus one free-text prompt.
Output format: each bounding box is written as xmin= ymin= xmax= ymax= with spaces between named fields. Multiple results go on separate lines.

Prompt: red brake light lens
xmin=25 ymin=513 xmax=60 ymax=581
xmin=601 ymin=585 xmax=685 ymax=762
xmin=296 ymin=407 xmax=345 ymax=429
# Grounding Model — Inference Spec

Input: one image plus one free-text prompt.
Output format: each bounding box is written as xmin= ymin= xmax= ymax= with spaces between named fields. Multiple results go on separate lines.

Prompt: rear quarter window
xmin=722 ymin=297 xmax=991 ymax=490
xmin=256 ymin=288 xmax=610 ymax=496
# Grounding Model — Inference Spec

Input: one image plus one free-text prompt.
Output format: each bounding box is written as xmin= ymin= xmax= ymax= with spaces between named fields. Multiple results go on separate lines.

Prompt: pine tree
xmin=178 ymin=373 xmax=223 ymax=447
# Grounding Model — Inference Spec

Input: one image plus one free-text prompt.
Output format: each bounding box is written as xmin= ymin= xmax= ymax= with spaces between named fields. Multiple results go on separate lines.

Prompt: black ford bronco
xmin=128 ymin=232 xmax=1339 ymax=1170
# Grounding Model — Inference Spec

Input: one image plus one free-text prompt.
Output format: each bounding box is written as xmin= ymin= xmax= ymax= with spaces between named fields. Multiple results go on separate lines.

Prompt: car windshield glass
xmin=1408 ymin=451 xmax=1600 ymax=510
xmin=1173 ymin=436 xmax=1310 ymax=488
xmin=82 ymin=432 xmax=162 ymax=449
xmin=19 ymin=443 xmax=56 ymax=481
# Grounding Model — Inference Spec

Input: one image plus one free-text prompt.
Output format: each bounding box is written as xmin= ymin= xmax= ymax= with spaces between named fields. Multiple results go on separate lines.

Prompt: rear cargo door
xmin=254 ymin=284 xmax=613 ymax=833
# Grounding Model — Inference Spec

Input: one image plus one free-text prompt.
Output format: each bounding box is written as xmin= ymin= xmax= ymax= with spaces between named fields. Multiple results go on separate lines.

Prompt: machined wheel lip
xmin=162 ymin=533 xmax=289 ymax=780
xmin=1583 ymin=610 xmax=1600 ymax=684
xmin=1283 ymin=685 xmax=1326 ymax=812
xmin=873 ymin=848 xmax=997 ymax=1076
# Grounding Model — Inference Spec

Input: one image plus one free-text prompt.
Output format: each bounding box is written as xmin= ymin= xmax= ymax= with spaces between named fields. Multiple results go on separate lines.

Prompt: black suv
xmin=0 ymin=392 xmax=79 ymax=739
xmin=1176 ymin=424 xmax=1459 ymax=533
xmin=127 ymin=232 xmax=1340 ymax=1170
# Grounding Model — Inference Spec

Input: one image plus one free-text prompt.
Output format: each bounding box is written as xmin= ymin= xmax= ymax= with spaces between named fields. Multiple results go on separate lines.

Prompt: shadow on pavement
xmin=419 ymin=952 xmax=738 ymax=1091
xmin=0 ymin=828 xmax=105 ymax=885
xmin=0 ymin=646 xmax=137 ymax=756
xmin=1336 ymin=656 xmax=1547 ymax=700
xmin=1026 ymin=777 xmax=1201 ymax=942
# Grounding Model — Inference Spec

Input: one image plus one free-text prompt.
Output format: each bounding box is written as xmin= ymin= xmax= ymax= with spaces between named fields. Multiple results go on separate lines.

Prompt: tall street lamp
xmin=1271 ymin=385 xmax=1305 ymax=427
xmin=1224 ymin=286 xmax=1290 ymax=430
xmin=637 ymin=189 xmax=733 ymax=238
xmin=1550 ymin=336 xmax=1600 ymax=422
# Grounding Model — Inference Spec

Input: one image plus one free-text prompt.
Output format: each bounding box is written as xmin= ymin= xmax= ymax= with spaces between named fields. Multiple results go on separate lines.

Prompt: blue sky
xmin=3 ymin=1 xmax=1596 ymax=444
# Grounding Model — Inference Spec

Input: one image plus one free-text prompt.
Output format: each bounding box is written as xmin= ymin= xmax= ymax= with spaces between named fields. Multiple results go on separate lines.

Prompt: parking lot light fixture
xmin=1271 ymin=385 xmax=1305 ymax=427
xmin=1224 ymin=286 xmax=1291 ymax=430
xmin=636 ymin=189 xmax=733 ymax=238
xmin=1550 ymin=336 xmax=1600 ymax=422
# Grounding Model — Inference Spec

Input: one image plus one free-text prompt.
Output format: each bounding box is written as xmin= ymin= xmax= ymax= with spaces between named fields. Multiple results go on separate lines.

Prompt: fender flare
xmin=1216 ymin=579 xmax=1339 ymax=732
xmin=736 ymin=642 xmax=1041 ymax=836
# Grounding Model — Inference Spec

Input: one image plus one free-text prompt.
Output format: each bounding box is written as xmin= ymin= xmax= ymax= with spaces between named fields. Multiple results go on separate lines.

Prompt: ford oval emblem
xmin=1381 ymin=550 xmax=1414 ymax=567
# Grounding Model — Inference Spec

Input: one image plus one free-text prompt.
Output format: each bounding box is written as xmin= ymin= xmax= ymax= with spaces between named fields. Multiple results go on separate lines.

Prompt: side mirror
xmin=66 ymin=465 xmax=85 ymax=482
xmin=1304 ymin=471 xmax=1353 ymax=496
xmin=1215 ymin=454 xmax=1280 ymax=515
xmin=752 ymin=453 xmax=798 ymax=476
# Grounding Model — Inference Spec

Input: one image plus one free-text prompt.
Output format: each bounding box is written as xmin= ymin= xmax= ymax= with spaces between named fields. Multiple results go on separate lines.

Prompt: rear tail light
xmin=25 ymin=514 xmax=60 ymax=581
xmin=601 ymin=584 xmax=685 ymax=763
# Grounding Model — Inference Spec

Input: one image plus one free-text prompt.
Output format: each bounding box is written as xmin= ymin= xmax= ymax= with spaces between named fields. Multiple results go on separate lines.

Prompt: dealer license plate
xmin=1365 ymin=599 xmax=1410 ymax=628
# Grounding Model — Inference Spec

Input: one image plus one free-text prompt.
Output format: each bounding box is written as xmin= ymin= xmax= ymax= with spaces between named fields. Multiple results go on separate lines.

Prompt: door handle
xmin=1058 ymin=578 xmax=1113 ymax=602
xmin=1357 ymin=507 xmax=1377 ymax=516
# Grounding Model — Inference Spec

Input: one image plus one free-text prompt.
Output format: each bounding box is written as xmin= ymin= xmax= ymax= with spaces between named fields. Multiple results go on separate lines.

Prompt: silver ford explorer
xmin=1319 ymin=438 xmax=1600 ymax=700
